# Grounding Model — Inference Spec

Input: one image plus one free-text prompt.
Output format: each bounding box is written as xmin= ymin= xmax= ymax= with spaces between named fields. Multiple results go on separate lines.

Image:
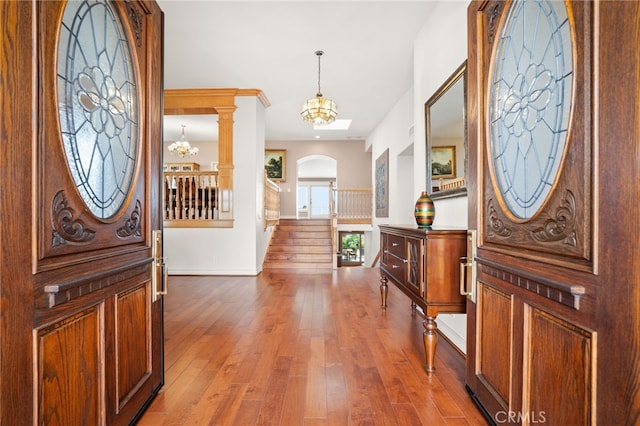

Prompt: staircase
xmin=263 ymin=218 xmax=334 ymax=269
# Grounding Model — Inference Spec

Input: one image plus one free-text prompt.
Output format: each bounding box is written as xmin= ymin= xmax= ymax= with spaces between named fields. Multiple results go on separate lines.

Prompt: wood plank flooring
xmin=136 ymin=267 xmax=488 ymax=425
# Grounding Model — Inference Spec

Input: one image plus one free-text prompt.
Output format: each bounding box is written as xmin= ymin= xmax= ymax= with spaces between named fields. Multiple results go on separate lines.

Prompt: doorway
xmin=296 ymin=155 xmax=337 ymax=219
xmin=338 ymin=231 xmax=365 ymax=266
xmin=298 ymin=183 xmax=332 ymax=218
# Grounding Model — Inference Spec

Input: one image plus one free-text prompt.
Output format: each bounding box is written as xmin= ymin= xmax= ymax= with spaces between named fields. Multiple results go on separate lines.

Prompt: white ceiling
xmin=157 ymin=1 xmax=437 ymax=143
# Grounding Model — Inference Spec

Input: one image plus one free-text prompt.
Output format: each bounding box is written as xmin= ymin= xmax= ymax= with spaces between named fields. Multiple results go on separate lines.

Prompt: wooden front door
xmin=1 ymin=1 xmax=165 ymax=424
xmin=465 ymin=1 xmax=640 ymax=424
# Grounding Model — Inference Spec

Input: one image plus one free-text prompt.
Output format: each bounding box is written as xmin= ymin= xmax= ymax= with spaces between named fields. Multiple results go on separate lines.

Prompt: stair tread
xmin=266 ymin=253 xmax=333 ymax=260
xmin=276 ymin=232 xmax=331 ymax=237
xmin=263 ymin=261 xmax=333 ymax=269
xmin=264 ymin=219 xmax=334 ymax=269
xmin=271 ymin=238 xmax=331 ymax=246
xmin=269 ymin=246 xmax=331 ymax=255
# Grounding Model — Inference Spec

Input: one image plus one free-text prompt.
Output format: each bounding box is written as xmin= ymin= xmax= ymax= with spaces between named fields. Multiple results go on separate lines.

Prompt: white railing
xmin=333 ymin=188 xmax=373 ymax=224
xmin=438 ymin=176 xmax=465 ymax=191
xmin=164 ymin=171 xmax=219 ymax=226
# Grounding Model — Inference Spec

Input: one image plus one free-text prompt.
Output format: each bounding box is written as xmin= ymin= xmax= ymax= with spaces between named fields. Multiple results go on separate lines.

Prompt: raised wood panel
xmin=424 ymin=234 xmax=467 ymax=305
xmin=478 ymin=283 xmax=511 ymax=407
xmin=36 ymin=306 xmax=103 ymax=425
xmin=116 ymin=284 xmax=151 ymax=409
xmin=524 ymin=306 xmax=593 ymax=425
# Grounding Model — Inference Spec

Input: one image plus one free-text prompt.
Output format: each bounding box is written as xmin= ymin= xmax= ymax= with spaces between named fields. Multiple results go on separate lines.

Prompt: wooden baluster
xmin=178 ymin=177 xmax=185 ymax=219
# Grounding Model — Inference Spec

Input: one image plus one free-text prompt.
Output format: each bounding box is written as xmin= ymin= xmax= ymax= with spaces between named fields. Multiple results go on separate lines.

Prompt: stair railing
xmin=264 ymin=172 xmax=281 ymax=230
xmin=332 ymin=188 xmax=373 ymax=224
xmin=329 ymin=182 xmax=338 ymax=268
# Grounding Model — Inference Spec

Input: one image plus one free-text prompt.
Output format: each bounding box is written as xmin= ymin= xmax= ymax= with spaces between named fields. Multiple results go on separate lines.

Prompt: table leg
xmin=379 ymin=274 xmax=388 ymax=310
xmin=423 ymin=316 xmax=438 ymax=375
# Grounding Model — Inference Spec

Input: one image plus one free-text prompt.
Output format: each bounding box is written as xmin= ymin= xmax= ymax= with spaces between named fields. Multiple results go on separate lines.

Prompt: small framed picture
xmin=431 ymin=146 xmax=456 ymax=179
xmin=265 ymin=149 xmax=286 ymax=182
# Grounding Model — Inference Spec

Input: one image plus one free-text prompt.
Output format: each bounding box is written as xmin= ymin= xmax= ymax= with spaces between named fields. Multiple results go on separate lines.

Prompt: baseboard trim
xmin=437 ymin=328 xmax=466 ymax=359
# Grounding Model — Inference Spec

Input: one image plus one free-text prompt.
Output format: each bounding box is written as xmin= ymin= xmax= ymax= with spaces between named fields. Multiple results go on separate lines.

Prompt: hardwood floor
xmin=137 ymin=267 xmax=488 ymax=425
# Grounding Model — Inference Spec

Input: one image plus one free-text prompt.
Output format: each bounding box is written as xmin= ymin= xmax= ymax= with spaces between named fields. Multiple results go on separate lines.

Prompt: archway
xmin=296 ymin=155 xmax=337 ymax=219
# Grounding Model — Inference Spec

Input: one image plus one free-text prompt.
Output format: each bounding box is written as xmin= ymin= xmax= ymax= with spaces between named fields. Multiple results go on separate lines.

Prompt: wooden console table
xmin=379 ymin=225 xmax=467 ymax=375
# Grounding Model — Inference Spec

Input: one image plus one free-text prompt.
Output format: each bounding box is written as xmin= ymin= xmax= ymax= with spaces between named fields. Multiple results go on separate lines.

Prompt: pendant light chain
xmin=316 ymin=50 xmax=323 ymax=97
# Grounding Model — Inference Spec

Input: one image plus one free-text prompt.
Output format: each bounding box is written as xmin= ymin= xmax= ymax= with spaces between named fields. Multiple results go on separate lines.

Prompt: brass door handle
xmin=459 ymin=230 xmax=477 ymax=303
xmin=152 ymin=230 xmax=167 ymax=302
xmin=460 ymin=257 xmax=473 ymax=296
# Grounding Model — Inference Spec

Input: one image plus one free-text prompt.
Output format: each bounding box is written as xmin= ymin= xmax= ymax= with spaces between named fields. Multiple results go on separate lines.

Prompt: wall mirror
xmin=425 ymin=61 xmax=467 ymax=199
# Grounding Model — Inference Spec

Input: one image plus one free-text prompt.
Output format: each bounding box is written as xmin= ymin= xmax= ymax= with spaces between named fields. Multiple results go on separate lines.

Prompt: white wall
xmin=368 ymin=0 xmax=469 ymax=352
xmin=368 ymin=88 xmax=416 ymax=258
xmin=164 ymin=96 xmax=273 ymax=275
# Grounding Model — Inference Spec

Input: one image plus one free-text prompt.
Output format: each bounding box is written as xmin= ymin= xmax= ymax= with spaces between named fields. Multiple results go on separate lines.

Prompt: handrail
xmin=264 ymin=173 xmax=280 ymax=229
xmin=329 ymin=182 xmax=338 ymax=268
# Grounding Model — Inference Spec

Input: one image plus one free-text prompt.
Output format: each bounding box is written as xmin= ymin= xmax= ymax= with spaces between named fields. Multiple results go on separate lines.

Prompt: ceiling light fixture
xmin=168 ymin=125 xmax=199 ymax=157
xmin=301 ymin=50 xmax=338 ymax=126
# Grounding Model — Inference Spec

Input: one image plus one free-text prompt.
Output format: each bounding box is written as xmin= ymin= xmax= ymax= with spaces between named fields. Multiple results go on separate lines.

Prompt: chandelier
xmin=301 ymin=50 xmax=338 ymax=125
xmin=168 ymin=125 xmax=199 ymax=157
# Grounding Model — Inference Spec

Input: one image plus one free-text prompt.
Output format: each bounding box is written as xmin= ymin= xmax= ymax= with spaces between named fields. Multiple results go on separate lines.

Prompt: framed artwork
xmin=431 ymin=145 xmax=456 ymax=179
xmin=265 ymin=149 xmax=286 ymax=182
xmin=375 ymin=149 xmax=389 ymax=218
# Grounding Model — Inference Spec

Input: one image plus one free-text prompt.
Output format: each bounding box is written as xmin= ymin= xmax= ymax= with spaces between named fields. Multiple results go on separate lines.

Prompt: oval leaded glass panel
xmin=57 ymin=0 xmax=139 ymax=220
xmin=488 ymin=0 xmax=573 ymax=220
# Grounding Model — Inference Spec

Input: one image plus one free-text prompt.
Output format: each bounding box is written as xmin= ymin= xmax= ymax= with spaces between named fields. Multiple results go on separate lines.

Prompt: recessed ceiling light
xmin=314 ymin=119 xmax=352 ymax=130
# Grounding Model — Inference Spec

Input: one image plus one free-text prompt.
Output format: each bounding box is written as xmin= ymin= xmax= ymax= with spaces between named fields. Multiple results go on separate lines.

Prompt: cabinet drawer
xmin=386 ymin=234 xmax=405 ymax=258
xmin=384 ymin=254 xmax=406 ymax=283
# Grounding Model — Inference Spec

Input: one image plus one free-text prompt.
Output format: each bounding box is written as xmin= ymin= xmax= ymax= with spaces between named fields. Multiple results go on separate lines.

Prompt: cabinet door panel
xmin=424 ymin=235 xmax=466 ymax=306
xmin=406 ymin=237 xmax=423 ymax=296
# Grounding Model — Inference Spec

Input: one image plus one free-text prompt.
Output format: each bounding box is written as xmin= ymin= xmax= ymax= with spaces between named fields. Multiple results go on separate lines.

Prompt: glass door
xmin=298 ymin=182 xmax=332 ymax=219
xmin=310 ymin=184 xmax=330 ymax=218
xmin=297 ymin=186 xmax=309 ymax=218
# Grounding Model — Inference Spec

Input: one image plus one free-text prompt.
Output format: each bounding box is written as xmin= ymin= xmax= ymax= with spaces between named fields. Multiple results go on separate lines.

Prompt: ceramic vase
xmin=414 ymin=191 xmax=435 ymax=228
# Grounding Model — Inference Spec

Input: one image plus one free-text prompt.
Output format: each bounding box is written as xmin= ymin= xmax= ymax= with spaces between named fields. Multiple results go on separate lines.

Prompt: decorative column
xmin=215 ymin=105 xmax=236 ymax=221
